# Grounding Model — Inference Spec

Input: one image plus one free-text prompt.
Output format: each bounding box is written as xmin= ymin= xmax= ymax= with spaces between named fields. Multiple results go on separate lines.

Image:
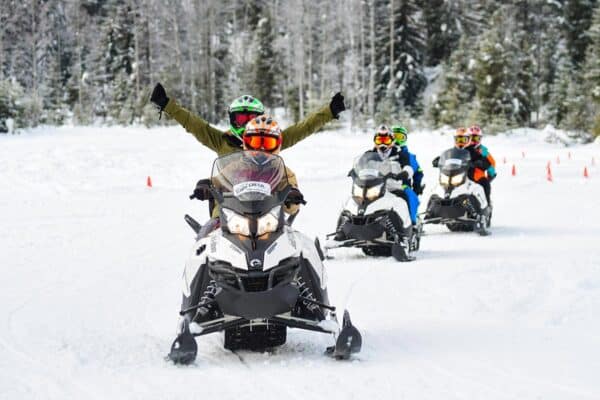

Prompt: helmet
xmin=467 ymin=125 xmax=482 ymax=147
xmin=454 ymin=127 xmax=471 ymax=149
xmin=374 ymin=125 xmax=394 ymax=157
xmin=242 ymin=115 xmax=282 ymax=153
xmin=228 ymin=95 xmax=265 ymax=138
xmin=391 ymin=125 xmax=408 ymax=146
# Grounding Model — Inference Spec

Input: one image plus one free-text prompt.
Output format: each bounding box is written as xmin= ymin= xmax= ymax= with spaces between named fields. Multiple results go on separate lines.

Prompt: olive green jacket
xmin=164 ymin=99 xmax=334 ymax=156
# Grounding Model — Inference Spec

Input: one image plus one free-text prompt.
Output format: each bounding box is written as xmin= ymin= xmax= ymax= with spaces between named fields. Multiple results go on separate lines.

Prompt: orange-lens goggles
xmin=374 ymin=135 xmax=393 ymax=145
xmin=243 ymin=134 xmax=281 ymax=151
xmin=454 ymin=136 xmax=470 ymax=144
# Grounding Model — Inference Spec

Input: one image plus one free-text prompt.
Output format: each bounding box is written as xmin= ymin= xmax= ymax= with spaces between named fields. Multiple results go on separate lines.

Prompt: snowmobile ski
xmin=168 ymin=319 xmax=198 ymax=365
xmin=326 ymin=310 xmax=362 ymax=359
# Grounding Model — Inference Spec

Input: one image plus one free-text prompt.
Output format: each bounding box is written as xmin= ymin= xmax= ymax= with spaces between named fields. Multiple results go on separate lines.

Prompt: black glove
xmin=472 ymin=159 xmax=487 ymax=169
xmin=432 ymin=156 xmax=440 ymax=168
xmin=190 ymin=178 xmax=211 ymax=200
xmin=414 ymin=184 xmax=424 ymax=195
xmin=329 ymin=92 xmax=346 ymax=119
xmin=150 ymin=83 xmax=169 ymax=111
xmin=285 ymin=188 xmax=307 ymax=206
xmin=488 ymin=174 xmax=497 ymax=183
xmin=395 ymin=171 xmax=409 ymax=181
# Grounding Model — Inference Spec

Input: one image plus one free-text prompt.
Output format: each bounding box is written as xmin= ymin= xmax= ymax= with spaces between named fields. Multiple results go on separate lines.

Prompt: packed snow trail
xmin=1 ymin=126 xmax=599 ymax=399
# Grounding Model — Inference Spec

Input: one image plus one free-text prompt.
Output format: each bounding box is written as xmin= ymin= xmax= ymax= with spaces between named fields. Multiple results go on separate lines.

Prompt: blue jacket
xmin=398 ymin=145 xmax=424 ymax=192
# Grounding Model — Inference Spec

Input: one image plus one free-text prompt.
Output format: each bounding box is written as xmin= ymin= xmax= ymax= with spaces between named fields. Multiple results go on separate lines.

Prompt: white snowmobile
xmin=423 ymin=148 xmax=491 ymax=235
xmin=325 ymin=152 xmax=420 ymax=262
xmin=168 ymin=151 xmax=362 ymax=364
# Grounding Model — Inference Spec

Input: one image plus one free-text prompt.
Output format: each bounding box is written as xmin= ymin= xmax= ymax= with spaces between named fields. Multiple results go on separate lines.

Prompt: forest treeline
xmin=1 ymin=0 xmax=599 ymax=135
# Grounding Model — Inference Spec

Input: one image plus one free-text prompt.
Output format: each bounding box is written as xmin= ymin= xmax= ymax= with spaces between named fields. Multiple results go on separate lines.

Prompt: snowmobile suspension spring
xmin=382 ymin=215 xmax=399 ymax=240
xmin=296 ymin=276 xmax=319 ymax=312
xmin=200 ymin=279 xmax=218 ymax=303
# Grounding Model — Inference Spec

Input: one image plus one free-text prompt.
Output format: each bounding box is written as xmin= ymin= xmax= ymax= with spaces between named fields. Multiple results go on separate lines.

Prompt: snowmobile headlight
xmin=352 ymin=183 xmax=364 ymax=198
xmin=223 ymin=208 xmax=250 ymax=236
xmin=366 ymin=183 xmax=383 ymax=200
xmin=257 ymin=206 xmax=280 ymax=236
xmin=439 ymin=173 xmax=450 ymax=185
xmin=450 ymin=173 xmax=465 ymax=185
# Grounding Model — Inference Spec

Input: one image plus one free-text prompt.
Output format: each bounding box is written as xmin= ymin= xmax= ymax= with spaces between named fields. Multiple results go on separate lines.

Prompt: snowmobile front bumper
xmin=340 ymin=220 xmax=385 ymax=241
xmin=215 ymin=284 xmax=300 ymax=320
xmin=424 ymin=195 xmax=478 ymax=224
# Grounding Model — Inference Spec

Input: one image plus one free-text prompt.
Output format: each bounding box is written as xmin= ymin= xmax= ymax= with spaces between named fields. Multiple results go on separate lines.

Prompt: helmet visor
xmin=232 ymin=112 xmax=259 ymax=128
xmin=243 ymin=134 xmax=281 ymax=152
xmin=374 ymin=135 xmax=393 ymax=145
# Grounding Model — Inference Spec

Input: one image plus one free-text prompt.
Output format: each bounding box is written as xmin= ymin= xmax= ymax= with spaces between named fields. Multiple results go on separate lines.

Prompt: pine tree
xmin=564 ymin=0 xmax=598 ymax=68
xmin=421 ymin=0 xmax=483 ymax=66
xmin=584 ymin=5 xmax=600 ymax=135
xmin=428 ymin=37 xmax=477 ymax=127
xmin=251 ymin=12 xmax=280 ymax=106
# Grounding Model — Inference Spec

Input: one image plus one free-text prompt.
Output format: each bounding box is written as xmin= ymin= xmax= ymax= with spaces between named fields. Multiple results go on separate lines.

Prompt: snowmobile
xmin=324 ymin=152 xmax=420 ymax=262
xmin=168 ymin=151 xmax=362 ymax=364
xmin=423 ymin=148 xmax=491 ymax=236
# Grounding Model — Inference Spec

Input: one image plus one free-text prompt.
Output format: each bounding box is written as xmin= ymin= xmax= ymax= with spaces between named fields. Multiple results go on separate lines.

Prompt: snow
xmin=1 ymin=125 xmax=600 ymax=399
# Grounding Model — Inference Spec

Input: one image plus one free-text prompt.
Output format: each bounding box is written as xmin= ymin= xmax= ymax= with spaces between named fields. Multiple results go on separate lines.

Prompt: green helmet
xmin=228 ymin=95 xmax=265 ymax=138
xmin=391 ymin=125 xmax=408 ymax=146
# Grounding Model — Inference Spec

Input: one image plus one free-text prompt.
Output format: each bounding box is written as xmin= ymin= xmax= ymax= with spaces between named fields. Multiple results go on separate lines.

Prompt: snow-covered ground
xmin=1 ymin=124 xmax=599 ymax=399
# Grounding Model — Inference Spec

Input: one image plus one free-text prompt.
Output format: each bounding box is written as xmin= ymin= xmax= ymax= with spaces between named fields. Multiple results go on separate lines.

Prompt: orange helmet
xmin=468 ymin=125 xmax=482 ymax=147
xmin=243 ymin=115 xmax=283 ymax=153
xmin=454 ymin=127 xmax=471 ymax=149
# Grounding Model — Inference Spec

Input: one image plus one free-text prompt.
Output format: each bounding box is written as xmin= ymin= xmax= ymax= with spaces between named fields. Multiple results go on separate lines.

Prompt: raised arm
xmin=151 ymin=83 xmax=225 ymax=153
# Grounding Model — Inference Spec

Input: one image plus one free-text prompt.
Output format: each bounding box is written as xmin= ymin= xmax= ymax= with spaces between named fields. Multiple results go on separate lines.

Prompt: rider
xmin=197 ymin=115 xmax=306 ymax=237
xmin=391 ymin=125 xmax=424 ymax=196
xmin=149 ymin=83 xmax=345 ymax=156
xmin=467 ymin=125 xmax=496 ymax=204
xmin=334 ymin=125 xmax=418 ymax=241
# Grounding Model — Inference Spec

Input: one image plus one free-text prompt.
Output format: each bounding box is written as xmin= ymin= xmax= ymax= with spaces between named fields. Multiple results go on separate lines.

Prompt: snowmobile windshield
xmin=439 ymin=148 xmax=471 ymax=175
xmin=352 ymin=152 xmax=394 ymax=185
xmin=211 ymin=151 xmax=288 ymax=202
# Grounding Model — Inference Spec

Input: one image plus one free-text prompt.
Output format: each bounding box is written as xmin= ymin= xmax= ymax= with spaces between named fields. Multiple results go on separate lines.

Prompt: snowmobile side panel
xmin=294 ymin=230 xmax=328 ymax=289
xmin=215 ymin=284 xmax=300 ymax=319
xmin=183 ymin=238 xmax=210 ymax=297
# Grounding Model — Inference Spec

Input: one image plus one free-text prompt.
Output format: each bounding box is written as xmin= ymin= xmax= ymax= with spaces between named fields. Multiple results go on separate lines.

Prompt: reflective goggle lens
xmin=394 ymin=132 xmax=407 ymax=143
xmin=374 ymin=135 xmax=393 ymax=145
xmin=243 ymin=135 xmax=280 ymax=151
xmin=470 ymin=135 xmax=481 ymax=144
xmin=234 ymin=113 xmax=258 ymax=126
xmin=455 ymin=136 xmax=470 ymax=144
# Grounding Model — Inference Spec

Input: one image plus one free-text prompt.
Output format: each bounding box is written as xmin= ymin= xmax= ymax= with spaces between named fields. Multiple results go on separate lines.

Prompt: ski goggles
xmin=394 ymin=132 xmax=407 ymax=143
xmin=232 ymin=112 xmax=259 ymax=127
xmin=374 ymin=135 xmax=393 ymax=145
xmin=243 ymin=134 xmax=282 ymax=152
xmin=470 ymin=134 xmax=482 ymax=145
xmin=454 ymin=135 xmax=470 ymax=145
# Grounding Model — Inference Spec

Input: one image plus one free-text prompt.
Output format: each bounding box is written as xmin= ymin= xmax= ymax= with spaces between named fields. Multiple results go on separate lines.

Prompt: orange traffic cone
xmin=546 ymin=165 xmax=553 ymax=182
xmin=584 ymin=167 xmax=589 ymax=178
xmin=511 ymin=164 xmax=516 ymax=176
xmin=147 ymin=176 xmax=153 ymax=187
